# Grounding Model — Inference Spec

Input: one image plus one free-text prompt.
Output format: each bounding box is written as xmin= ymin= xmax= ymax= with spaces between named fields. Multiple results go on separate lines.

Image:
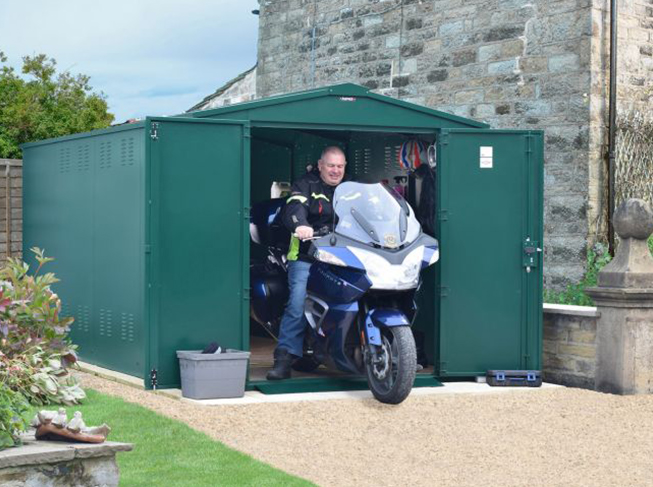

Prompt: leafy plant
xmin=544 ymin=243 xmax=612 ymax=306
xmin=0 ymin=384 xmax=29 ymax=450
xmin=0 ymin=248 xmax=85 ymax=405
xmin=0 ymin=52 xmax=114 ymax=159
xmin=545 ymin=236 xmax=653 ymax=306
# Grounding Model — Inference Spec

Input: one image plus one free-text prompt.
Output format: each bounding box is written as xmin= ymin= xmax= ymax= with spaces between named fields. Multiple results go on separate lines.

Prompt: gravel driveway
xmin=78 ymin=372 xmax=653 ymax=487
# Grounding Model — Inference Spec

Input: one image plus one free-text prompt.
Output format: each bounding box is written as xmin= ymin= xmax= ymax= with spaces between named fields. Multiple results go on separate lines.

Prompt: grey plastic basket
xmin=176 ymin=349 xmax=250 ymax=399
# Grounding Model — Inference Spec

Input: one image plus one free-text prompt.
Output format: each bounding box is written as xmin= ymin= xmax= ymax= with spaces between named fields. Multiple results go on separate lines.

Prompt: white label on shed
xmin=480 ymin=146 xmax=493 ymax=169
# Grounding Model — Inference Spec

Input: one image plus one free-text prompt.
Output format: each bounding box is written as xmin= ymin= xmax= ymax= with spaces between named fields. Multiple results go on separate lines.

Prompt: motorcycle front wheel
xmin=364 ymin=325 xmax=417 ymax=404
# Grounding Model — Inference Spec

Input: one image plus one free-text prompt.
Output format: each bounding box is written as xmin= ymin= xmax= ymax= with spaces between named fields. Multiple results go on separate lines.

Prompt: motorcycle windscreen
xmin=334 ymin=182 xmax=420 ymax=248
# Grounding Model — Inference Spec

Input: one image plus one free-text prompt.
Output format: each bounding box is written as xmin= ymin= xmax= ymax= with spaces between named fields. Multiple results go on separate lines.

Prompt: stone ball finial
xmin=613 ymin=198 xmax=653 ymax=240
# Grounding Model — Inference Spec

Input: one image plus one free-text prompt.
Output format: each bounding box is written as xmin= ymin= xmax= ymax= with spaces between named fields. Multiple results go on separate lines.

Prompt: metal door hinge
xmin=438 ymin=209 xmax=449 ymax=221
xmin=150 ymin=122 xmax=160 ymax=141
xmin=150 ymin=368 xmax=158 ymax=389
xmin=438 ymin=286 xmax=449 ymax=297
xmin=525 ymin=134 xmax=533 ymax=154
xmin=243 ymin=206 xmax=251 ymax=219
xmin=440 ymin=131 xmax=449 ymax=146
xmin=243 ymin=287 xmax=251 ymax=301
xmin=144 ymin=244 xmax=151 ymax=254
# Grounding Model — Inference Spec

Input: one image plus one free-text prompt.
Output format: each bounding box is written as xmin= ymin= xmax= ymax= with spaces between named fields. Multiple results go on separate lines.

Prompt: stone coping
xmin=543 ymin=303 xmax=600 ymax=318
xmin=0 ymin=432 xmax=133 ymax=469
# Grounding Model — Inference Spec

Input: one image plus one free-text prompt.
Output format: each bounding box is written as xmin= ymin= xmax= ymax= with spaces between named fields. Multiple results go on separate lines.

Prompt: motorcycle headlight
xmin=314 ymin=249 xmax=347 ymax=267
xmin=348 ymin=246 xmax=425 ymax=290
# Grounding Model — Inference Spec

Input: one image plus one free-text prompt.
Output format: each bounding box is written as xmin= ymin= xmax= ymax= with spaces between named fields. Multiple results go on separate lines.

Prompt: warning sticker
xmin=480 ymin=146 xmax=493 ymax=169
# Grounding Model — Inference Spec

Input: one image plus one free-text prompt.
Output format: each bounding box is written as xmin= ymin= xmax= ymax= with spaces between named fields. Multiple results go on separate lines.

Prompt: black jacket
xmin=282 ymin=171 xmax=341 ymax=260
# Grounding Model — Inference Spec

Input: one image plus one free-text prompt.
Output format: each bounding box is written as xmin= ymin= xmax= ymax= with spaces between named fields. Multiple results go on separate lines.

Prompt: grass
xmin=29 ymin=389 xmax=315 ymax=487
xmin=544 ymin=235 xmax=653 ymax=306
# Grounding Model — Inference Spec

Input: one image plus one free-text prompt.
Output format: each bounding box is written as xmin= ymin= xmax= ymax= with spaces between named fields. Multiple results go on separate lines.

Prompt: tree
xmin=0 ymin=52 xmax=114 ymax=158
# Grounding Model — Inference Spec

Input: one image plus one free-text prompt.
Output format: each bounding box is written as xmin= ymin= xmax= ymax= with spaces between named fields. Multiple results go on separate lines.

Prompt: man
xmin=267 ymin=146 xmax=347 ymax=380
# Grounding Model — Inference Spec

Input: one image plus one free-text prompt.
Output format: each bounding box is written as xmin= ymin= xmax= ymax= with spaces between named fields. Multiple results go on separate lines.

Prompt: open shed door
xmin=146 ymin=117 xmax=250 ymax=388
xmin=436 ymin=129 xmax=543 ymax=377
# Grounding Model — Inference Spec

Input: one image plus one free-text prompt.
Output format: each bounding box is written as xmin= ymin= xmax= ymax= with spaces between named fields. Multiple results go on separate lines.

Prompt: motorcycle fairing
xmin=364 ymin=308 xmax=411 ymax=346
xmin=307 ymin=262 xmax=371 ymax=304
xmin=312 ymin=300 xmax=361 ymax=374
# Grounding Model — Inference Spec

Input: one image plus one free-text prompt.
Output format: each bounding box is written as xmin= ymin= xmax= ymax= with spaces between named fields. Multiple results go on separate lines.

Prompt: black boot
xmin=266 ymin=349 xmax=293 ymax=380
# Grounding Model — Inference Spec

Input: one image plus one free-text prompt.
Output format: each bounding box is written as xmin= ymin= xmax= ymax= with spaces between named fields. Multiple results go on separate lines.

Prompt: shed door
xmin=147 ymin=118 xmax=250 ymax=388
xmin=437 ymin=129 xmax=543 ymax=376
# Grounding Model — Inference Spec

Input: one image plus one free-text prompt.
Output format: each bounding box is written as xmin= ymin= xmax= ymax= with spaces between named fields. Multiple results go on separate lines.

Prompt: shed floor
xmin=247 ymin=334 xmax=434 ymax=382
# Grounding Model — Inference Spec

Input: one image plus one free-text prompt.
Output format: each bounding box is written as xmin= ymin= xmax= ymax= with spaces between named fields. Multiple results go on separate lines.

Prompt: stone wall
xmin=0 ymin=159 xmax=22 ymax=261
xmin=0 ymin=434 xmax=132 ymax=487
xmin=543 ymin=303 xmax=599 ymax=389
xmin=256 ymin=0 xmax=653 ymax=289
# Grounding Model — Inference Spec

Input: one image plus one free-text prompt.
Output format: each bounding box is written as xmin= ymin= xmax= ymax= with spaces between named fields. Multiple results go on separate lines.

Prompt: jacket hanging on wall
xmin=414 ymin=163 xmax=436 ymax=237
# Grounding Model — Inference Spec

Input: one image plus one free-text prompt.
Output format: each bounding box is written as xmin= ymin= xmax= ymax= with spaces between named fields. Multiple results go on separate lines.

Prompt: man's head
xmin=317 ymin=146 xmax=346 ymax=186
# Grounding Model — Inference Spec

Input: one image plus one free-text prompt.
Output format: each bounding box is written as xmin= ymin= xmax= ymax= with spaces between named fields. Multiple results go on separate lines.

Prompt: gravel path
xmin=78 ymin=372 xmax=653 ymax=487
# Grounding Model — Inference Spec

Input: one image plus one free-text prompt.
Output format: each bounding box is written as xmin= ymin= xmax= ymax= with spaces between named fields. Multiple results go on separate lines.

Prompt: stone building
xmin=241 ymin=0 xmax=652 ymax=289
xmin=189 ymin=65 xmax=257 ymax=111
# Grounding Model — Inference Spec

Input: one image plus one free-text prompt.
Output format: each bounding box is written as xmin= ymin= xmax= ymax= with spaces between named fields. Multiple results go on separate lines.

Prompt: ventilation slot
xmin=76 ymin=144 xmax=91 ymax=171
xmin=76 ymin=304 xmax=90 ymax=333
xmin=384 ymin=145 xmax=401 ymax=172
xmin=99 ymin=141 xmax=113 ymax=170
xmin=120 ymin=138 xmax=135 ymax=166
xmin=120 ymin=313 xmax=136 ymax=343
xmin=59 ymin=147 xmax=72 ymax=174
xmin=99 ymin=309 xmax=113 ymax=337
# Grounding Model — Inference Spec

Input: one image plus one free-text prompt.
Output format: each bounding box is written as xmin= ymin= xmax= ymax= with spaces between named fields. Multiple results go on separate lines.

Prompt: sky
xmin=0 ymin=0 xmax=260 ymax=123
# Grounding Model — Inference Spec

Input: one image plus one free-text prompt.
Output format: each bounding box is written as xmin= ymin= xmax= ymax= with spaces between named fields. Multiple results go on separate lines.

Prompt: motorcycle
xmin=250 ymin=181 xmax=439 ymax=404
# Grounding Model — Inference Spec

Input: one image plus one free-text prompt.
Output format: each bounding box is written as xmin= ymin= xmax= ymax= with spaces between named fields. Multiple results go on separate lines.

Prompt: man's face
xmin=318 ymin=151 xmax=346 ymax=186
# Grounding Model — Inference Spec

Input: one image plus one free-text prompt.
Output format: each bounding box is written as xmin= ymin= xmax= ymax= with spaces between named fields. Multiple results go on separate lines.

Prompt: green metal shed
xmin=22 ymin=83 xmax=543 ymax=391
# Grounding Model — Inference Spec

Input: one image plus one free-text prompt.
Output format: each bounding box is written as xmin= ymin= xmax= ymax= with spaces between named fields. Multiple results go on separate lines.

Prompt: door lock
xmin=523 ymin=237 xmax=541 ymax=273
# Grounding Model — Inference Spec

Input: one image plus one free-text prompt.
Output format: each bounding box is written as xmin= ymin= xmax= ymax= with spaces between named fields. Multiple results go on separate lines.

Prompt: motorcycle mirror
xmin=330 ymin=234 xmax=337 ymax=246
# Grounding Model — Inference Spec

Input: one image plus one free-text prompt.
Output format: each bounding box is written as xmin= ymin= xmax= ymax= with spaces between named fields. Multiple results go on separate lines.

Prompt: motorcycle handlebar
xmin=293 ymin=227 xmax=331 ymax=241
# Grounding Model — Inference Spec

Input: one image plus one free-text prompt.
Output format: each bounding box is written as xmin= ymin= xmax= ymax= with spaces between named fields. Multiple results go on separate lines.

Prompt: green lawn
xmin=30 ymin=389 xmax=315 ymax=487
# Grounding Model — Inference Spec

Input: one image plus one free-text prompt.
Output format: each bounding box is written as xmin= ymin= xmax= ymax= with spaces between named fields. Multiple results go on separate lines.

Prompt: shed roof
xmin=189 ymin=83 xmax=489 ymax=130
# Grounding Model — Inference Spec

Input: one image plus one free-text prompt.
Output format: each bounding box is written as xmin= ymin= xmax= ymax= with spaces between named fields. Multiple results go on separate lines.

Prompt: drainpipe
xmin=607 ymin=0 xmax=618 ymax=256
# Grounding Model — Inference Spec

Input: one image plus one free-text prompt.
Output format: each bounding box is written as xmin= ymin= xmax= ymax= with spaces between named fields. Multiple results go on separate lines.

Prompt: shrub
xmin=544 ymin=243 xmax=612 ymax=306
xmin=0 ymin=248 xmax=85 ymax=405
xmin=544 ymin=235 xmax=653 ymax=306
xmin=0 ymin=384 xmax=29 ymax=450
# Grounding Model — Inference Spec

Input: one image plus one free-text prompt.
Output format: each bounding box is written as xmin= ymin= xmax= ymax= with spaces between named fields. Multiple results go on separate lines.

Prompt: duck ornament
xmin=31 ymin=409 xmax=111 ymax=443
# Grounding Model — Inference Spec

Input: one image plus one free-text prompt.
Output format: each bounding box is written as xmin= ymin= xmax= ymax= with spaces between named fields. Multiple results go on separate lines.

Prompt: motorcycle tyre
xmin=291 ymin=355 xmax=321 ymax=373
xmin=365 ymin=326 xmax=417 ymax=405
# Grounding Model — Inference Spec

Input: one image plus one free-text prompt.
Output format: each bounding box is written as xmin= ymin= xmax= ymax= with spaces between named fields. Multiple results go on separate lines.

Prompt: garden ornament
xmin=31 ymin=408 xmax=110 ymax=443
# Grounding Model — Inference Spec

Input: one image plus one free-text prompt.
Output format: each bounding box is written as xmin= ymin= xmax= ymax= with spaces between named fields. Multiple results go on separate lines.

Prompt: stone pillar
xmin=586 ymin=199 xmax=653 ymax=394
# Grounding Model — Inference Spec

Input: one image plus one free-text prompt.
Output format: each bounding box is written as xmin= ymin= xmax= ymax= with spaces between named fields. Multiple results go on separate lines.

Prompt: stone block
xmin=549 ymin=53 xmax=580 ymax=73
xmin=474 ymin=103 xmax=496 ymax=117
xmin=488 ymin=59 xmax=517 ymax=75
xmin=452 ymin=48 xmax=477 ymax=67
xmin=478 ymin=44 xmax=502 ymax=62
xmin=439 ymin=20 xmax=465 ymax=36
xmin=501 ymin=39 xmax=524 ymax=58
xmin=400 ymin=42 xmax=424 ymax=57
xmin=558 ymin=343 xmax=596 ymax=359
xmin=454 ymin=89 xmax=483 ymax=104
xmin=483 ymin=25 xmax=523 ymax=42
xmin=363 ymin=15 xmax=383 ymax=28
xmin=401 ymin=58 xmax=417 ymax=74
xmin=385 ymin=34 xmax=400 ymax=48
xmin=392 ymin=75 xmax=410 ymax=87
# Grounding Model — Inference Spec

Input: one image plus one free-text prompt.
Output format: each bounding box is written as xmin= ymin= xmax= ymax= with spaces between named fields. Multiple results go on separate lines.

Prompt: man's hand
xmin=294 ymin=225 xmax=314 ymax=240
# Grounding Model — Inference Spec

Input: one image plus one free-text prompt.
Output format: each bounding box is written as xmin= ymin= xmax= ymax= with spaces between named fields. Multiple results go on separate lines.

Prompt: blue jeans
xmin=276 ymin=260 xmax=312 ymax=357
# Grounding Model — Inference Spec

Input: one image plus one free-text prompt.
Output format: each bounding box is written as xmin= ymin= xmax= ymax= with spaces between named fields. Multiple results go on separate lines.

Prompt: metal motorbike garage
xmin=22 ymin=83 xmax=543 ymax=392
